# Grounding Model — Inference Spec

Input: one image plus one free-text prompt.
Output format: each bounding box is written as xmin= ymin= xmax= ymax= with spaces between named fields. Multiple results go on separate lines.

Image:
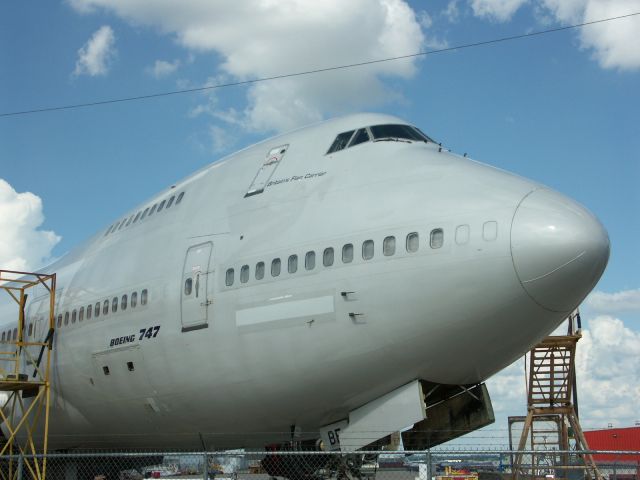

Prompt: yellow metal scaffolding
xmin=0 ymin=269 xmax=56 ymax=480
xmin=511 ymin=311 xmax=602 ymax=480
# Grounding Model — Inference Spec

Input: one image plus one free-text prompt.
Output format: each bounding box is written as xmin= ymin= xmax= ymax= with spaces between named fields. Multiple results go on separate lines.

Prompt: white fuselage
xmin=0 ymin=113 xmax=609 ymax=450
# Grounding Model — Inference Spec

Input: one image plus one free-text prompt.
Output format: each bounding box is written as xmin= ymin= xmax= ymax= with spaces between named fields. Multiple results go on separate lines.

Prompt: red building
xmin=584 ymin=426 xmax=640 ymax=463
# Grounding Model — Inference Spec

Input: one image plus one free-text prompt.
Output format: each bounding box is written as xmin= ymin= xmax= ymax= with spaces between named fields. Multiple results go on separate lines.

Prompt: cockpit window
xmin=349 ymin=128 xmax=370 ymax=147
xmin=326 ymin=124 xmax=433 ymax=155
xmin=370 ymin=124 xmax=431 ymax=143
xmin=414 ymin=127 xmax=435 ymax=143
xmin=327 ymin=130 xmax=355 ymax=154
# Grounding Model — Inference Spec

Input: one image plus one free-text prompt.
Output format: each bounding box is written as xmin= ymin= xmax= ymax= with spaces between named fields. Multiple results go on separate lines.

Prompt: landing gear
xmin=333 ymin=454 xmax=373 ymax=480
xmin=261 ymin=451 xmax=378 ymax=480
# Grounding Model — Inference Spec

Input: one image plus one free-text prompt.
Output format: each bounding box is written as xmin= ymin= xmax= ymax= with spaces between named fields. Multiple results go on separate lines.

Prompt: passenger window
xmin=255 ymin=262 xmax=265 ymax=280
xmin=133 ymin=212 xmax=142 ymax=223
xmin=455 ymin=224 xmax=470 ymax=245
xmin=95 ymin=303 xmax=100 ymax=318
xmin=28 ymin=323 xmax=33 ymax=336
xmin=1 ymin=332 xmax=4 ymax=342
xmin=430 ymin=228 xmax=444 ymax=249
xmin=112 ymin=297 xmax=118 ymax=313
xmin=57 ymin=314 xmax=62 ymax=327
xmin=323 ymin=247 xmax=334 ymax=267
xmin=121 ymin=294 xmax=128 ymax=310
xmin=288 ymin=255 xmax=298 ymax=273
xmin=483 ymin=221 xmax=498 ymax=241
xmin=126 ymin=215 xmax=135 ymax=227
xmin=349 ymin=128 xmax=370 ymax=147
xmin=104 ymin=226 xmax=112 ymax=236
xmin=185 ymin=278 xmax=193 ymax=295
xmin=103 ymin=300 xmax=109 ymax=315
xmin=141 ymin=289 xmax=148 ymax=306
xmin=176 ymin=192 xmax=185 ymax=204
xmin=118 ymin=219 xmax=126 ymax=230
xmin=72 ymin=310 xmax=77 ymax=324
xmin=362 ymin=240 xmax=374 ymax=260
xmin=406 ymin=232 xmax=419 ymax=253
xmin=226 ymin=269 xmax=234 ymax=286
xmin=157 ymin=200 xmax=166 ymax=212
xmin=86 ymin=304 xmax=92 ymax=320
xmin=240 ymin=265 xmax=250 ymax=283
xmin=271 ymin=258 xmax=281 ymax=277
xmin=383 ymin=236 xmax=396 ymax=256
xmin=131 ymin=292 xmax=138 ymax=308
xmin=166 ymin=195 xmax=175 ymax=209
xmin=327 ymin=130 xmax=355 ymax=154
xmin=80 ymin=307 xmax=85 ymax=322
xmin=305 ymin=251 xmax=316 ymax=270
xmin=342 ymin=244 xmax=354 ymax=263
xmin=149 ymin=204 xmax=158 ymax=216
xmin=13 ymin=328 xmax=17 ymax=340
xmin=64 ymin=312 xmax=69 ymax=326
xmin=140 ymin=207 xmax=150 ymax=219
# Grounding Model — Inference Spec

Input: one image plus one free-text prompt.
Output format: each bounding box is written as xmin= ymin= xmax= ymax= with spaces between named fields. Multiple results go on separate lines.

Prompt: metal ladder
xmin=512 ymin=312 xmax=603 ymax=480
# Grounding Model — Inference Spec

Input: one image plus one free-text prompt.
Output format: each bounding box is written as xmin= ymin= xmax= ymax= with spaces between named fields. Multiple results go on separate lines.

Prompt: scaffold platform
xmin=510 ymin=311 xmax=602 ymax=480
xmin=0 ymin=269 xmax=56 ymax=480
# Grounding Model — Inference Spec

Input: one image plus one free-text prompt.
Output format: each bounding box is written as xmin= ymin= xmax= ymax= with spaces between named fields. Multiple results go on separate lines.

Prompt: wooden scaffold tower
xmin=511 ymin=310 xmax=602 ymax=480
xmin=0 ymin=269 xmax=56 ymax=480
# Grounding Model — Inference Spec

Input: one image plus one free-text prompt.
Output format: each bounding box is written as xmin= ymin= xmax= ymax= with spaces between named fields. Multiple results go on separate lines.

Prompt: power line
xmin=2 ymin=11 xmax=639 ymax=118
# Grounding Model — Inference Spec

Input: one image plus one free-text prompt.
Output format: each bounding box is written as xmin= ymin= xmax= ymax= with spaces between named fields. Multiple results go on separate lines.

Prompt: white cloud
xmin=485 ymin=359 xmax=527 ymax=415
xmin=443 ymin=1 xmax=461 ymax=22
xmin=586 ymin=289 xmax=640 ymax=313
xmin=148 ymin=59 xmax=180 ymax=78
xmin=418 ymin=10 xmax=450 ymax=50
xmin=418 ymin=10 xmax=434 ymax=29
xmin=543 ymin=0 xmax=640 ymax=71
xmin=470 ymin=0 xmax=529 ymax=22
xmin=68 ymin=0 xmax=425 ymax=132
xmin=208 ymin=125 xmax=236 ymax=153
xmin=467 ymin=0 xmax=640 ymax=70
xmin=486 ymin=314 xmax=640 ymax=435
xmin=575 ymin=315 xmax=640 ymax=428
xmin=0 ymin=179 xmax=60 ymax=271
xmin=73 ymin=25 xmax=116 ymax=77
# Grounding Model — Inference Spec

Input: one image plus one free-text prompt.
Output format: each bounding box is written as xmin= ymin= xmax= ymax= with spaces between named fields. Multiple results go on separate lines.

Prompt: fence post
xmin=426 ymin=449 xmax=432 ymax=480
xmin=17 ymin=454 xmax=23 ymax=480
xmin=203 ymin=452 xmax=209 ymax=480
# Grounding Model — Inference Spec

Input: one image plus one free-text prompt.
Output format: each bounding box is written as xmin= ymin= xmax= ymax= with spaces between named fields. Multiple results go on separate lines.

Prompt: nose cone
xmin=511 ymin=189 xmax=610 ymax=312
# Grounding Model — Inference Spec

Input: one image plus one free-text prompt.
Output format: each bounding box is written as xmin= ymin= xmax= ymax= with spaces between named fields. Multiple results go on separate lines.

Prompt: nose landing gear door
xmin=181 ymin=242 xmax=213 ymax=333
xmin=245 ymin=144 xmax=289 ymax=197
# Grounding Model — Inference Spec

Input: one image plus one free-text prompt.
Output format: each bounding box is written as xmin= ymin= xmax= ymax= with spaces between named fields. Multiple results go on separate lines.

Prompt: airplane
xmin=0 ymin=112 xmax=609 ymax=457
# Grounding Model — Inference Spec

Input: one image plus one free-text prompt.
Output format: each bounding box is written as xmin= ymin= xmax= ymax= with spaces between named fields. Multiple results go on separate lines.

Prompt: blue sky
xmin=1 ymin=0 xmax=639 ymax=442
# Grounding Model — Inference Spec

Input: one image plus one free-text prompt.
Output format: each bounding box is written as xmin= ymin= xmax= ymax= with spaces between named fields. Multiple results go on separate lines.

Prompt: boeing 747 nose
xmin=511 ymin=188 xmax=610 ymax=312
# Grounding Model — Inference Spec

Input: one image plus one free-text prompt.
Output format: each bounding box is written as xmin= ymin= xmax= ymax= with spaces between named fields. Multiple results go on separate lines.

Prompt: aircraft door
xmin=245 ymin=144 xmax=289 ymax=197
xmin=181 ymin=242 xmax=213 ymax=332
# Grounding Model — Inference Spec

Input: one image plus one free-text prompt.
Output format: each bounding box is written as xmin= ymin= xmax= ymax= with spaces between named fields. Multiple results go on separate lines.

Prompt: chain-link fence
xmin=0 ymin=450 xmax=638 ymax=480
